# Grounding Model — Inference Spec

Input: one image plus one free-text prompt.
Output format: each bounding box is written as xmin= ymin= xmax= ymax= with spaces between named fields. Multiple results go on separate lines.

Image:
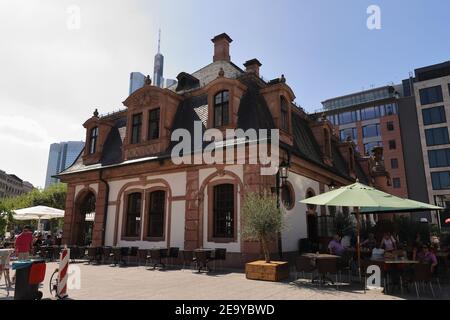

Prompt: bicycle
xmin=49 ymin=267 xmax=59 ymax=298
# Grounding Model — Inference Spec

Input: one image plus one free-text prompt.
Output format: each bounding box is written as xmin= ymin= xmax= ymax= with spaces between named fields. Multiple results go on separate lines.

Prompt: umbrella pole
xmin=355 ymin=207 xmax=361 ymax=283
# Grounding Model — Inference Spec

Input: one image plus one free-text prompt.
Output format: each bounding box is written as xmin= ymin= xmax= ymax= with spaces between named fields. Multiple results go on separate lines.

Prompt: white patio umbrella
xmin=13 ymin=205 xmax=65 ymax=231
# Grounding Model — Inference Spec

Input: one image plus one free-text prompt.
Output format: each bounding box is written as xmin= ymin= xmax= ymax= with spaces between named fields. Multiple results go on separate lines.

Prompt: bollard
xmin=57 ymin=246 xmax=70 ymax=299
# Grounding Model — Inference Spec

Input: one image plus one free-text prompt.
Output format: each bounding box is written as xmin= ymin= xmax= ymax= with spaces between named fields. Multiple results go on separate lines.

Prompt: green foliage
xmin=333 ymin=212 xmax=355 ymax=236
xmin=0 ymin=183 xmax=67 ymax=235
xmin=241 ymin=192 xmax=284 ymax=262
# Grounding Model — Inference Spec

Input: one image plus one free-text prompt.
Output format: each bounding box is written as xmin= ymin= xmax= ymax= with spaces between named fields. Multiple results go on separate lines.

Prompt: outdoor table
xmin=369 ymin=258 xmax=418 ymax=294
xmin=301 ymin=253 xmax=340 ymax=285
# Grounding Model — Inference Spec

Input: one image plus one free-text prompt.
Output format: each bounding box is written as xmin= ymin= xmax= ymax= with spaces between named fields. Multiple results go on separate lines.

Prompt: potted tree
xmin=241 ymin=192 xmax=288 ymax=281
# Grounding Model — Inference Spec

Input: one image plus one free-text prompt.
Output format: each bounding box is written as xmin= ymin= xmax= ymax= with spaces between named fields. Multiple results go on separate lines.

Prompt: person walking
xmin=14 ymin=225 xmax=33 ymax=260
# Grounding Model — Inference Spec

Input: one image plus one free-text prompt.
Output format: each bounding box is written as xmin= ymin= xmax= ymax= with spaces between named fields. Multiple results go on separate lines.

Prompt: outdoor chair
xmin=77 ymin=246 xmax=87 ymax=260
xmin=128 ymin=247 xmax=139 ymax=265
xmin=120 ymin=247 xmax=131 ymax=266
xmin=315 ymin=257 xmax=339 ymax=289
xmin=147 ymin=249 xmax=165 ymax=270
xmin=193 ymin=251 xmax=211 ymax=273
xmin=181 ymin=250 xmax=194 ymax=270
xmin=137 ymin=249 xmax=148 ymax=266
xmin=52 ymin=246 xmax=62 ymax=261
xmin=410 ymin=263 xmax=437 ymax=298
xmin=168 ymin=247 xmax=180 ymax=267
xmin=111 ymin=247 xmax=123 ymax=266
xmin=87 ymin=247 xmax=98 ymax=264
xmin=102 ymin=247 xmax=113 ymax=264
xmin=337 ymin=251 xmax=353 ymax=283
xmin=295 ymin=255 xmax=316 ymax=281
xmin=212 ymin=248 xmax=226 ymax=271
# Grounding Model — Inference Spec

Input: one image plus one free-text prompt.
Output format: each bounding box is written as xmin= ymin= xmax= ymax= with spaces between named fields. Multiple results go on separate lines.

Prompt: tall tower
xmin=153 ymin=29 xmax=164 ymax=88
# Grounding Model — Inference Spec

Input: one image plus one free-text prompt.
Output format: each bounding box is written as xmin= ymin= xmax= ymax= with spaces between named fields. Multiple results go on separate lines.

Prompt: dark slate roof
xmin=237 ymin=77 xmax=275 ymax=131
xmin=100 ymin=117 xmax=126 ymax=165
xmin=331 ymin=143 xmax=349 ymax=177
xmin=291 ymin=113 xmax=323 ymax=165
xmin=60 ymin=65 xmax=360 ymax=183
xmin=355 ymin=159 xmax=369 ymax=184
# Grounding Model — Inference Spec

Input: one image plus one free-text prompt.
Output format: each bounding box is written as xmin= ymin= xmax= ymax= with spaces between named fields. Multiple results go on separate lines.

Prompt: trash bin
xmin=12 ymin=259 xmax=46 ymax=300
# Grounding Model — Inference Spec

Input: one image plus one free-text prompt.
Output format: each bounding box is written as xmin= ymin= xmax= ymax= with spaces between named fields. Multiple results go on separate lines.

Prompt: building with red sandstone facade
xmin=57 ymin=33 xmax=390 ymax=267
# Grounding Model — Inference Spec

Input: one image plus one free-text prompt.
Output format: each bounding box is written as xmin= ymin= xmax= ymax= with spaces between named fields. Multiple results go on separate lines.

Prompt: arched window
xmin=124 ymin=192 xmax=142 ymax=237
xmin=146 ymin=190 xmax=165 ymax=239
xmin=89 ymin=127 xmax=98 ymax=154
xmin=213 ymin=183 xmax=234 ymax=238
xmin=280 ymin=96 xmax=289 ymax=131
xmin=306 ymin=189 xmax=316 ymax=211
xmin=214 ymin=91 xmax=229 ymax=127
xmin=281 ymin=182 xmax=295 ymax=210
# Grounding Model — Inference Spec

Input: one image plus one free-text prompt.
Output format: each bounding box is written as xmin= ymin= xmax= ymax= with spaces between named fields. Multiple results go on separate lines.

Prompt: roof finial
xmin=145 ymin=75 xmax=152 ymax=85
xmin=280 ymin=74 xmax=286 ymax=83
xmin=93 ymin=108 xmax=99 ymax=118
xmin=356 ymin=178 xmax=360 ymax=183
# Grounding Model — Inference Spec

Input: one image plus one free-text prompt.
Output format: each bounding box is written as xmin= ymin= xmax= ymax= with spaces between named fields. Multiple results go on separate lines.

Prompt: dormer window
xmin=148 ymin=108 xmax=160 ymax=140
xmin=214 ymin=91 xmax=229 ymax=127
xmin=280 ymin=96 xmax=289 ymax=131
xmin=131 ymin=113 xmax=142 ymax=144
xmin=89 ymin=127 xmax=98 ymax=154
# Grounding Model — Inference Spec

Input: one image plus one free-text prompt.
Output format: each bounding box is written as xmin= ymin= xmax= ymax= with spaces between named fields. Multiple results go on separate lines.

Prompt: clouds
xmin=0 ymin=0 xmax=159 ymax=187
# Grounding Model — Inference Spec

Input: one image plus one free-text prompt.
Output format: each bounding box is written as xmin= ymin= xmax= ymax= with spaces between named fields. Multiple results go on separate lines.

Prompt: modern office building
xmin=45 ymin=141 xmax=84 ymax=188
xmin=319 ymin=85 xmax=409 ymax=201
xmin=0 ymin=170 xmax=34 ymax=199
xmin=129 ymin=72 xmax=146 ymax=95
xmin=403 ymin=61 xmax=450 ymax=226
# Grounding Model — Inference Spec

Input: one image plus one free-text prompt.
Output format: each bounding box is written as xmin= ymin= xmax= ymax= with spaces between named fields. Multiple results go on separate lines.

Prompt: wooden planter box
xmin=245 ymin=260 xmax=289 ymax=282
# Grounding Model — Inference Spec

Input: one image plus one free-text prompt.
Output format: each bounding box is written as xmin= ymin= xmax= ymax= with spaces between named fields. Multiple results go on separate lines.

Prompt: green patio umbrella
xmin=300 ymin=181 xmax=443 ymax=280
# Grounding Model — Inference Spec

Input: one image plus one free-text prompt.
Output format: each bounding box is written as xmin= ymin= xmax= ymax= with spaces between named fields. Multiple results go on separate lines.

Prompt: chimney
xmin=244 ymin=59 xmax=262 ymax=77
xmin=211 ymin=33 xmax=232 ymax=62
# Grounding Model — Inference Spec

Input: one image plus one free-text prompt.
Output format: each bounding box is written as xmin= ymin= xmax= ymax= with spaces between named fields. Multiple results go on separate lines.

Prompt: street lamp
xmin=275 ymin=159 xmax=290 ymax=260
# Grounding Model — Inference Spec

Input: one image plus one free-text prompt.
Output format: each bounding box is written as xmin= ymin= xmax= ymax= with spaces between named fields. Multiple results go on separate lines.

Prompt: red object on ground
xmin=28 ymin=262 xmax=46 ymax=285
xmin=445 ymin=218 xmax=450 ymax=224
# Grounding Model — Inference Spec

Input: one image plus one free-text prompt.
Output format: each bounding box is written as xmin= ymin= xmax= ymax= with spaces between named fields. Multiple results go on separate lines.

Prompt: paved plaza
xmin=1 ymin=261 xmax=449 ymax=300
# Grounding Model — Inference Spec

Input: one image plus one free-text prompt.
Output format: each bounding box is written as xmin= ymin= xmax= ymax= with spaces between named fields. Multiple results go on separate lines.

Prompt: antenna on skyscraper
xmin=157 ymin=28 xmax=161 ymax=54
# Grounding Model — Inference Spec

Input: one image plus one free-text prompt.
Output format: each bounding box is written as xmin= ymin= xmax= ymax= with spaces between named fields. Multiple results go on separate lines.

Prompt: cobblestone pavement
xmin=1 ymin=262 xmax=448 ymax=300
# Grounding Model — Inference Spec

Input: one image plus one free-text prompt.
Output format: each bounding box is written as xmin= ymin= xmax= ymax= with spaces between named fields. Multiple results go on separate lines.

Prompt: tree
xmin=241 ymin=192 xmax=284 ymax=263
xmin=0 ymin=183 xmax=67 ymax=234
xmin=333 ymin=212 xmax=355 ymax=237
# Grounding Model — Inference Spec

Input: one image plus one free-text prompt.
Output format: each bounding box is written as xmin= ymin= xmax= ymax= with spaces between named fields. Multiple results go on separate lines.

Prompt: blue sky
xmin=0 ymin=0 xmax=449 ymax=187
xmin=150 ymin=0 xmax=450 ymax=110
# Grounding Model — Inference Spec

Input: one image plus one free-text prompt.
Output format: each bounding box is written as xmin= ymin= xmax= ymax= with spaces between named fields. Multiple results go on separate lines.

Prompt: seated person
xmin=371 ymin=243 xmax=385 ymax=260
xmin=417 ymin=244 xmax=438 ymax=273
xmin=362 ymin=233 xmax=377 ymax=250
xmin=328 ymin=234 xmax=345 ymax=256
xmin=44 ymin=234 xmax=54 ymax=246
xmin=380 ymin=232 xmax=397 ymax=252
xmin=412 ymin=233 xmax=423 ymax=260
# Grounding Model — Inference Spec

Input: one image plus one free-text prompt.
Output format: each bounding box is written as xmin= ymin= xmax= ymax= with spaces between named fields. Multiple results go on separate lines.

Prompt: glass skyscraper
xmin=45 ymin=141 xmax=84 ymax=188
